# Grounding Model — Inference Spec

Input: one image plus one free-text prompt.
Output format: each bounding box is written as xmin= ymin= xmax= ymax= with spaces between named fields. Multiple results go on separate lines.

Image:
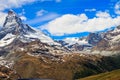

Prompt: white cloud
xmin=20 ymin=16 xmax=27 ymax=21
xmin=85 ymin=8 xmax=96 ymax=12
xmin=115 ymin=1 xmax=120 ymax=14
xmin=19 ymin=9 xmax=27 ymax=21
xmin=0 ymin=0 xmax=36 ymax=11
xmin=96 ymin=11 xmax=110 ymax=18
xmin=41 ymin=11 xmax=120 ymax=36
xmin=36 ymin=9 xmax=48 ymax=17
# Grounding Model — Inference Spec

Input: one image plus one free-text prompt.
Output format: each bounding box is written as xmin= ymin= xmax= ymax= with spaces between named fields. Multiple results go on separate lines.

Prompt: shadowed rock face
xmin=93 ymin=25 xmax=120 ymax=50
xmin=87 ymin=33 xmax=102 ymax=46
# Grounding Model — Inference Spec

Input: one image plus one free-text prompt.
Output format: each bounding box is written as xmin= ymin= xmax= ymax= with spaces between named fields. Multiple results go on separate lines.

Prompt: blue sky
xmin=0 ymin=0 xmax=120 ymax=40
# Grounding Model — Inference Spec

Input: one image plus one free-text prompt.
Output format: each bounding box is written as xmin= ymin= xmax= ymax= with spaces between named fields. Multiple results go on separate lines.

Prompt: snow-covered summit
xmin=3 ymin=9 xmax=20 ymax=27
xmin=0 ymin=10 xmax=59 ymax=47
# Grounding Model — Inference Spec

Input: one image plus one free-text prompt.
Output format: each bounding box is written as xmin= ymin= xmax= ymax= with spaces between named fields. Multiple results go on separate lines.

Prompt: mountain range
xmin=59 ymin=25 xmax=120 ymax=52
xmin=0 ymin=10 xmax=120 ymax=80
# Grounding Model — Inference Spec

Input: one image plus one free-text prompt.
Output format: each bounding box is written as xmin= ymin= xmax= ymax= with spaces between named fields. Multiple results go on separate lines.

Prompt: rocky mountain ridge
xmin=0 ymin=10 xmax=120 ymax=80
xmin=59 ymin=25 xmax=120 ymax=51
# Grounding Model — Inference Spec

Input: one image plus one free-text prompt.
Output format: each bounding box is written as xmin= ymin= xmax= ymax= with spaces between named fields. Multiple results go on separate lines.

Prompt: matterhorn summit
xmin=0 ymin=10 xmax=58 ymax=47
xmin=3 ymin=9 xmax=20 ymax=28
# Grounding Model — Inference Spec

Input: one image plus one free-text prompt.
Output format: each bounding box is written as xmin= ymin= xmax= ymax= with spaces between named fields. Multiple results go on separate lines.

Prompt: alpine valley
xmin=0 ymin=10 xmax=120 ymax=80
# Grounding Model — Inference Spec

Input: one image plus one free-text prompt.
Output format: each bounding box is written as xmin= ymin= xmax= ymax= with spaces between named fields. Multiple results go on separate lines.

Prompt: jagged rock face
xmin=0 ymin=10 xmax=59 ymax=48
xmin=59 ymin=32 xmax=103 ymax=51
xmin=87 ymin=33 xmax=102 ymax=46
xmin=60 ymin=25 xmax=120 ymax=51
xmin=69 ymin=43 xmax=84 ymax=51
xmin=92 ymin=26 xmax=120 ymax=50
xmin=0 ymin=66 xmax=19 ymax=80
xmin=57 ymin=40 xmax=69 ymax=47
xmin=3 ymin=10 xmax=22 ymax=28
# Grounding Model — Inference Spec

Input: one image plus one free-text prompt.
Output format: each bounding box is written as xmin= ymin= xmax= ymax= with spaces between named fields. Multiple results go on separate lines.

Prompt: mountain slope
xmin=0 ymin=10 xmax=59 ymax=47
xmin=79 ymin=69 xmax=120 ymax=80
xmin=12 ymin=51 xmax=120 ymax=80
xmin=0 ymin=10 xmax=120 ymax=80
xmin=94 ymin=26 xmax=120 ymax=50
xmin=59 ymin=25 xmax=120 ymax=52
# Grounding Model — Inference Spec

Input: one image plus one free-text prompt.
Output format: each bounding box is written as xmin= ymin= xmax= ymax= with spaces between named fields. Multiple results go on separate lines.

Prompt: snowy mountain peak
xmin=0 ymin=10 xmax=59 ymax=47
xmin=3 ymin=10 xmax=21 ymax=28
xmin=8 ymin=9 xmax=15 ymax=16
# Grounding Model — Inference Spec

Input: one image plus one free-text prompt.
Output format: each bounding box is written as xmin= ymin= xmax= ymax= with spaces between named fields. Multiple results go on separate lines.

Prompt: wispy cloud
xmin=85 ymin=8 xmax=96 ymax=12
xmin=0 ymin=0 xmax=37 ymax=11
xmin=0 ymin=0 xmax=61 ymax=11
xmin=36 ymin=9 xmax=48 ymax=17
xmin=40 ymin=0 xmax=61 ymax=3
xmin=40 ymin=0 xmax=53 ymax=2
xmin=26 ymin=13 xmax=60 ymax=25
xmin=56 ymin=0 xmax=61 ymax=3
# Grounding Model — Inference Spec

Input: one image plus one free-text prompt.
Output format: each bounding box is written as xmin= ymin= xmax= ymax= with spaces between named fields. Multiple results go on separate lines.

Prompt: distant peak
xmin=8 ymin=9 xmax=14 ymax=12
xmin=8 ymin=9 xmax=16 ymax=16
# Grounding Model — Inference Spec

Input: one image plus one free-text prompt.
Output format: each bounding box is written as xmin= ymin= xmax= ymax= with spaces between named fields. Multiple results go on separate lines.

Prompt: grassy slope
xmin=79 ymin=69 xmax=120 ymax=80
